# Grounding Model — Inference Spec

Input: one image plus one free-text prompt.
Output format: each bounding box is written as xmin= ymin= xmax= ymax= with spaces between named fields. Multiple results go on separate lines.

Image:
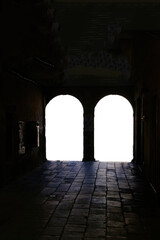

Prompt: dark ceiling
xmin=3 ymin=0 xmax=160 ymax=87
xmin=55 ymin=1 xmax=160 ymax=53
xmin=53 ymin=0 xmax=160 ymax=86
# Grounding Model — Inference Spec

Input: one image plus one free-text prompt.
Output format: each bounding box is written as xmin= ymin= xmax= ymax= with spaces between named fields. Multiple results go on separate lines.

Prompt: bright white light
xmin=45 ymin=95 xmax=83 ymax=161
xmin=94 ymin=95 xmax=133 ymax=162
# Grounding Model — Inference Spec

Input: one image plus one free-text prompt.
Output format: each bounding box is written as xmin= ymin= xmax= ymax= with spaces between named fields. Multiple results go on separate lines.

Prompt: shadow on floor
xmin=0 ymin=161 xmax=160 ymax=240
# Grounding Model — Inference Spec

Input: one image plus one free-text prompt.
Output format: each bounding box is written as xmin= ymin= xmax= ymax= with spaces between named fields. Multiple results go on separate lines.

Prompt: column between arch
xmin=83 ymin=107 xmax=95 ymax=161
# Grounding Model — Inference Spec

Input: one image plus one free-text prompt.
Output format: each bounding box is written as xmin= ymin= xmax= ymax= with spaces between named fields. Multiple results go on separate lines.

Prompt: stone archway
xmin=45 ymin=95 xmax=83 ymax=161
xmin=94 ymin=95 xmax=133 ymax=162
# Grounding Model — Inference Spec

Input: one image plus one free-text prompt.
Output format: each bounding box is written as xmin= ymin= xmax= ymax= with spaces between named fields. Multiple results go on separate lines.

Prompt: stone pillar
xmin=83 ymin=109 xmax=95 ymax=161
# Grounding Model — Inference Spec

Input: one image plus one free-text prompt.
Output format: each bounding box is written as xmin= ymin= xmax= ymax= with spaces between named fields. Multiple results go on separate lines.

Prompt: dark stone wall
xmin=1 ymin=0 xmax=64 ymax=186
xmin=45 ymin=85 xmax=134 ymax=107
xmin=1 ymin=73 xmax=45 ymax=186
xmin=133 ymin=33 xmax=160 ymax=195
xmin=1 ymin=0 xmax=63 ymax=186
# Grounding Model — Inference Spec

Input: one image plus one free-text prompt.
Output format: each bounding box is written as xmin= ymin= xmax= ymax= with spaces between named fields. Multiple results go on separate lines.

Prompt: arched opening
xmin=94 ymin=95 xmax=133 ymax=162
xmin=45 ymin=95 xmax=83 ymax=161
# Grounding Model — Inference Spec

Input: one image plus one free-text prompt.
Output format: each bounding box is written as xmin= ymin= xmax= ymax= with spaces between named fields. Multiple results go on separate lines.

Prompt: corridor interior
xmin=2 ymin=1 xmax=160 ymax=240
xmin=0 ymin=160 xmax=160 ymax=240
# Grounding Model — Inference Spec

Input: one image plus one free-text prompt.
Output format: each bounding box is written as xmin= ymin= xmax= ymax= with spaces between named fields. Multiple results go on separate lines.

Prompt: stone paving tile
xmin=107 ymin=212 xmax=124 ymax=222
xmin=67 ymin=215 xmax=88 ymax=225
xmin=53 ymin=209 xmax=70 ymax=218
xmin=107 ymin=220 xmax=125 ymax=228
xmin=73 ymin=203 xmax=90 ymax=209
xmin=0 ymin=160 xmax=160 ymax=240
xmin=64 ymin=224 xmax=86 ymax=232
xmin=48 ymin=217 xmax=67 ymax=227
xmin=56 ymin=200 xmax=74 ymax=210
xmin=89 ymin=207 xmax=106 ymax=215
xmin=61 ymin=232 xmax=84 ymax=239
xmin=85 ymin=238 xmax=106 ymax=240
xmin=70 ymin=208 xmax=89 ymax=216
xmin=107 ymin=226 xmax=127 ymax=237
xmin=107 ymin=200 xmax=122 ymax=207
xmin=57 ymin=184 xmax=71 ymax=192
xmin=42 ymin=226 xmax=63 ymax=236
xmin=85 ymin=228 xmax=106 ymax=238
xmin=87 ymin=221 xmax=106 ymax=228
xmin=106 ymin=237 xmax=127 ymax=240
xmin=39 ymin=236 xmax=60 ymax=240
xmin=88 ymin=214 xmax=106 ymax=221
xmin=61 ymin=236 xmax=83 ymax=240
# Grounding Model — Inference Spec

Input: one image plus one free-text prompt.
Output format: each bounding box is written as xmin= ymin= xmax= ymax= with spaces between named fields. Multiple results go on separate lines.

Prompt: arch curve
xmin=45 ymin=94 xmax=84 ymax=161
xmin=94 ymin=94 xmax=133 ymax=162
xmin=94 ymin=93 xmax=134 ymax=110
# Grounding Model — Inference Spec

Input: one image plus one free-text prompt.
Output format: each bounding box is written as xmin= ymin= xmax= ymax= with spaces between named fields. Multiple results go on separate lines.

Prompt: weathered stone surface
xmin=0 ymin=161 xmax=160 ymax=240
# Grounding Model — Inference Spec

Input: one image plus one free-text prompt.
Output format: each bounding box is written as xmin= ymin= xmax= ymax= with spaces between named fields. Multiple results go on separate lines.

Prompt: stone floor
xmin=0 ymin=161 xmax=160 ymax=240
